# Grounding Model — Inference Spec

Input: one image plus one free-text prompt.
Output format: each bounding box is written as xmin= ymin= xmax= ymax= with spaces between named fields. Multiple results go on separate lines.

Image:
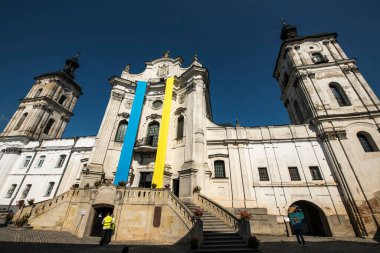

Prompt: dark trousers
xmin=99 ymin=229 xmax=112 ymax=246
xmin=295 ymin=230 xmax=305 ymax=245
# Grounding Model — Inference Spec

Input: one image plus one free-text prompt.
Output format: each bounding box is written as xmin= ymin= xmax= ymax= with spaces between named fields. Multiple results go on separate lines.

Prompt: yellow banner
xmin=152 ymin=77 xmax=174 ymax=188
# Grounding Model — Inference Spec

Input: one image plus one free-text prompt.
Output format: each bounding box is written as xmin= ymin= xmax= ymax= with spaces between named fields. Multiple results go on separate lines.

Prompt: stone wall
xmin=16 ymin=186 xmax=194 ymax=244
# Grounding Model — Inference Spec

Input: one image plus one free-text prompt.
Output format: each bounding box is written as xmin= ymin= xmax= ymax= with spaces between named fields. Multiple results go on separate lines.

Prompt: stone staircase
xmin=184 ymin=202 xmax=259 ymax=253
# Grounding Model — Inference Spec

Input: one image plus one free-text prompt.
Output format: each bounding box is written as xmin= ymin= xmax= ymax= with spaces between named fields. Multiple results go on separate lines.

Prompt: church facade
xmin=0 ymin=25 xmax=379 ymax=238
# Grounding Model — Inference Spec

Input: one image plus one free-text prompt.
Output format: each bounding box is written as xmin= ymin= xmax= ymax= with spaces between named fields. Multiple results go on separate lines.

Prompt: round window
xmin=152 ymin=100 xmax=163 ymax=109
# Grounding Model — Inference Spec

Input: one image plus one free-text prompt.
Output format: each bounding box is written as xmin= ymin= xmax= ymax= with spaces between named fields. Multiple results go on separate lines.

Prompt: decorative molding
xmin=178 ymin=94 xmax=185 ymax=104
xmin=4 ymin=147 xmax=21 ymax=154
xmin=320 ymin=130 xmax=347 ymax=141
xmin=322 ymin=40 xmax=330 ymax=45
xmin=172 ymin=91 xmax=177 ymax=101
xmin=118 ymin=112 xmax=130 ymax=119
xmin=208 ymin=153 xmax=229 ymax=159
xmin=341 ymin=66 xmax=350 ymax=74
xmin=111 ymin=92 xmax=124 ymax=101
xmin=294 ymin=45 xmax=300 ymax=50
xmin=61 ymin=113 xmax=70 ymax=122
xmin=186 ymin=83 xmax=196 ymax=94
xmin=307 ymin=72 xmax=315 ymax=79
xmin=157 ymin=64 xmax=169 ymax=77
xmin=146 ymin=114 xmax=162 ymax=121
xmin=350 ymin=66 xmax=359 ymax=73
xmin=124 ymin=99 xmax=133 ymax=109
xmin=174 ymin=107 xmax=186 ymax=115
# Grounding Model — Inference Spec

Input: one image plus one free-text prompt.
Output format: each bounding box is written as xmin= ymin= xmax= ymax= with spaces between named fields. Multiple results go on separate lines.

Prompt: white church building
xmin=0 ymin=25 xmax=379 ymax=239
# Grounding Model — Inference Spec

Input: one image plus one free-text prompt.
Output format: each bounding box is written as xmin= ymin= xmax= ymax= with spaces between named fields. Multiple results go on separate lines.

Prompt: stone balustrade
xmin=193 ymin=193 xmax=238 ymax=230
xmin=15 ymin=186 xmax=197 ymax=244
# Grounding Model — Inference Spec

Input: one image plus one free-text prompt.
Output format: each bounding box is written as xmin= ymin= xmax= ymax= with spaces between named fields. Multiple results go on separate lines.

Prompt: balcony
xmin=134 ymin=137 xmax=158 ymax=152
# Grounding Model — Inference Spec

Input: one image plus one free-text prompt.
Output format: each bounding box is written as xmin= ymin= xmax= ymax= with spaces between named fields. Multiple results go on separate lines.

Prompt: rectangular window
xmin=23 ymin=156 xmax=32 ymax=168
xmin=56 ymin=155 xmax=67 ymax=168
xmin=258 ymin=167 xmax=269 ymax=181
xmin=6 ymin=184 xmax=17 ymax=198
xmin=44 ymin=182 xmax=55 ymax=197
xmin=309 ymin=166 xmax=323 ymax=180
xmin=21 ymin=184 xmax=32 ymax=199
xmin=288 ymin=167 xmax=301 ymax=181
xmin=214 ymin=160 xmax=226 ymax=178
xmin=36 ymin=155 xmax=46 ymax=168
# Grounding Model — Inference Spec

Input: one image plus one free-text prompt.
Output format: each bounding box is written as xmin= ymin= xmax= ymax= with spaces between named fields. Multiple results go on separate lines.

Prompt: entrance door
xmin=288 ymin=201 xmax=331 ymax=236
xmin=173 ymin=178 xmax=180 ymax=197
xmin=139 ymin=172 xmax=153 ymax=188
xmin=90 ymin=206 xmax=114 ymax=237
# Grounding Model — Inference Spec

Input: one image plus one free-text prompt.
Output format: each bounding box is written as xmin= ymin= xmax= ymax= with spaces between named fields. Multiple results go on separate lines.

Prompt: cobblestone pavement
xmin=258 ymin=235 xmax=380 ymax=253
xmin=0 ymin=227 xmax=379 ymax=253
xmin=0 ymin=227 xmax=188 ymax=253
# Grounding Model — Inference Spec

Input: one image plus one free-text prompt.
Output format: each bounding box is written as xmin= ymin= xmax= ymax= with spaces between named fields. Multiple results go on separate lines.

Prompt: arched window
xmin=43 ymin=119 xmax=55 ymax=134
xmin=357 ymin=132 xmax=379 ymax=152
xmin=58 ymin=95 xmax=67 ymax=105
xmin=147 ymin=121 xmax=159 ymax=146
xmin=34 ymin=88 xmax=43 ymax=98
xmin=115 ymin=121 xmax=128 ymax=142
xmin=329 ymin=82 xmax=351 ymax=106
xmin=293 ymin=101 xmax=304 ymax=123
xmin=177 ymin=115 xmax=184 ymax=139
xmin=214 ymin=160 xmax=226 ymax=178
xmin=14 ymin=113 xmax=28 ymax=131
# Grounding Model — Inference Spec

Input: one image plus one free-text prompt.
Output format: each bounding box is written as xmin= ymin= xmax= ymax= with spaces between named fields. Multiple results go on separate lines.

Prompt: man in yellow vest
xmin=99 ymin=212 xmax=114 ymax=246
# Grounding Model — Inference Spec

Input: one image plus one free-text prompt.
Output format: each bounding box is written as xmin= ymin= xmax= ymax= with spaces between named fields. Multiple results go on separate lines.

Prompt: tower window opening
xmin=58 ymin=95 xmax=67 ymax=105
xmin=177 ymin=115 xmax=184 ymax=139
xmin=357 ymin=132 xmax=379 ymax=152
xmin=43 ymin=119 xmax=55 ymax=135
xmin=34 ymin=88 xmax=43 ymax=98
xmin=329 ymin=82 xmax=351 ymax=106
xmin=311 ymin=52 xmax=327 ymax=63
xmin=115 ymin=121 xmax=128 ymax=142
xmin=214 ymin=160 xmax=226 ymax=178
xmin=14 ymin=112 xmax=28 ymax=131
xmin=293 ymin=101 xmax=304 ymax=123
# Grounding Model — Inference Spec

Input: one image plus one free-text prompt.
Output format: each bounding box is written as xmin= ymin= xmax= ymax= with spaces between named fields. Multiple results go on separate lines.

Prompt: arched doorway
xmin=90 ymin=205 xmax=114 ymax=237
xmin=288 ymin=200 xmax=331 ymax=236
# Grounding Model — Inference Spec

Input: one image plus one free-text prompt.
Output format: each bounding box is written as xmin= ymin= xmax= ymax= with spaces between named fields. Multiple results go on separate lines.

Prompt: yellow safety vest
xmin=103 ymin=216 xmax=113 ymax=229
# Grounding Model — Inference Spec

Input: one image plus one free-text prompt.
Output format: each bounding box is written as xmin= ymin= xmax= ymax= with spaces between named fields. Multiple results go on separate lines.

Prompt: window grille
xmin=258 ymin=167 xmax=270 ymax=181
xmin=288 ymin=167 xmax=301 ymax=181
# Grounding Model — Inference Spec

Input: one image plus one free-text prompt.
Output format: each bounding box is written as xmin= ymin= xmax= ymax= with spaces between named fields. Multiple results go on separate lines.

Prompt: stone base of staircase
xmin=184 ymin=202 xmax=260 ymax=253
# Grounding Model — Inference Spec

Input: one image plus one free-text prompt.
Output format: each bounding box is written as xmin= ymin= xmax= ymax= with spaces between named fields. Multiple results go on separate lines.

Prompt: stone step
xmin=202 ymin=243 xmax=249 ymax=249
xmin=193 ymin=248 xmax=259 ymax=253
xmin=203 ymin=232 xmax=241 ymax=238
xmin=203 ymin=239 xmax=244 ymax=244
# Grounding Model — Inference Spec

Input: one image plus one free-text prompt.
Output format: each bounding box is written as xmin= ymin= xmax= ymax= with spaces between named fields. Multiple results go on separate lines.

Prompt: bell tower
xmin=274 ymin=24 xmax=380 ymax=237
xmin=0 ymin=55 xmax=82 ymax=140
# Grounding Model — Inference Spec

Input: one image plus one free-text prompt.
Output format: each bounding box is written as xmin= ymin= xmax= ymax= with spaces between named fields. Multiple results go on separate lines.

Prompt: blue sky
xmin=1 ymin=0 xmax=380 ymax=137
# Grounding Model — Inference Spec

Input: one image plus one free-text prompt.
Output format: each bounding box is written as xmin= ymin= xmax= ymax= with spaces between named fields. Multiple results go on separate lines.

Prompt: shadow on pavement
xmin=260 ymin=240 xmax=380 ymax=253
xmin=0 ymin=241 xmax=188 ymax=253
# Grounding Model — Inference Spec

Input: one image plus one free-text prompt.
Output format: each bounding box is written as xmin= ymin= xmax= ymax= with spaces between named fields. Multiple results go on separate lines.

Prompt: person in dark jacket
xmin=292 ymin=217 xmax=305 ymax=246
